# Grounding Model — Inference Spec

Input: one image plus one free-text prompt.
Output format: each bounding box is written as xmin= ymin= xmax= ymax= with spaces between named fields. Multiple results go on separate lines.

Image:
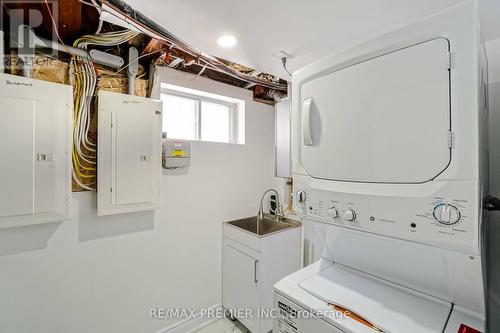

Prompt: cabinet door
xmin=113 ymin=104 xmax=155 ymax=205
xmin=223 ymin=237 xmax=260 ymax=332
xmin=0 ymin=74 xmax=72 ymax=228
xmin=97 ymin=91 xmax=162 ymax=216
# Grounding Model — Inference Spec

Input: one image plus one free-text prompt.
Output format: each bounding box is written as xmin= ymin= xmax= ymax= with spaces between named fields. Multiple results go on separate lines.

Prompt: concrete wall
xmin=0 ymin=69 xmax=278 ymax=333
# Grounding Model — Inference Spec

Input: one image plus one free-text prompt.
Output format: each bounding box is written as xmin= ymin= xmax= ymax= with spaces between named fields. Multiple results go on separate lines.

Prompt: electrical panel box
xmin=0 ymin=73 xmax=72 ymax=228
xmin=97 ymin=91 xmax=163 ymax=216
xmin=163 ymin=140 xmax=191 ymax=169
xmin=0 ymin=31 xmax=4 ymax=73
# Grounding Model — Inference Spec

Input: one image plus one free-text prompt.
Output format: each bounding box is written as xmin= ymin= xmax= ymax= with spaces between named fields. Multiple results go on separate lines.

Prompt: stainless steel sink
xmin=225 ymin=215 xmax=301 ymax=237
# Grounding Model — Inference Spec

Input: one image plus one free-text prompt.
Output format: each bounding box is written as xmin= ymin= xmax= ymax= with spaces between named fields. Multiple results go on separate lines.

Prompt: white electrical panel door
xmin=0 ymin=31 xmax=4 ymax=73
xmin=98 ymin=91 xmax=162 ymax=216
xmin=300 ymin=38 xmax=451 ymax=183
xmin=0 ymin=73 xmax=72 ymax=228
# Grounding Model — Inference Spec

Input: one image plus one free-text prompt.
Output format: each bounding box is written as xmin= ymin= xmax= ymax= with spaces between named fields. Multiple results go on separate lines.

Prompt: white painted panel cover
xmin=114 ymin=108 xmax=142 ymax=205
xmin=0 ymin=73 xmax=72 ymax=228
xmin=114 ymin=106 xmax=155 ymax=205
xmin=0 ymin=96 xmax=35 ymax=216
xmin=34 ymin=100 xmax=57 ymax=213
xmin=98 ymin=91 xmax=162 ymax=216
xmin=300 ymin=38 xmax=450 ymax=183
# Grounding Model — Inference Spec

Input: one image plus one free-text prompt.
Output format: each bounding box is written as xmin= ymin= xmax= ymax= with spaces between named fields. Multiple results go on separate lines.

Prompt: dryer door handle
xmin=302 ymin=98 xmax=314 ymax=146
xmin=254 ymin=259 xmax=259 ymax=283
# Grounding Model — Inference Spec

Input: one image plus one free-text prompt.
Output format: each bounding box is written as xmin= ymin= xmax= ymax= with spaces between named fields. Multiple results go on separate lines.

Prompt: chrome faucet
xmin=258 ymin=189 xmax=284 ymax=222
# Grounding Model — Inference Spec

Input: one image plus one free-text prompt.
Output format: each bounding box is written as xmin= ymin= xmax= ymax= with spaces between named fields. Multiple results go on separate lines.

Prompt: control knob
xmin=328 ymin=207 xmax=339 ymax=218
xmin=296 ymin=190 xmax=306 ymax=203
xmin=433 ymin=203 xmax=461 ymax=225
xmin=343 ymin=209 xmax=357 ymax=221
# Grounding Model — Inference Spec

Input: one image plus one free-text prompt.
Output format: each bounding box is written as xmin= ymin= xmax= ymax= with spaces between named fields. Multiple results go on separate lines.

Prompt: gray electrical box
xmin=163 ymin=140 xmax=191 ymax=169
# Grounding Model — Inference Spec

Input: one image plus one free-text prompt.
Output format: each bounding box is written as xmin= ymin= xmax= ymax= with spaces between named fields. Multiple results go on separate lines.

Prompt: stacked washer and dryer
xmin=274 ymin=1 xmax=488 ymax=333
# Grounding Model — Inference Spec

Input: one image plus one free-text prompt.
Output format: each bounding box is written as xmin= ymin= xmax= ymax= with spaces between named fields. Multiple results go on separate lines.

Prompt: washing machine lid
xmin=299 ymin=263 xmax=451 ymax=333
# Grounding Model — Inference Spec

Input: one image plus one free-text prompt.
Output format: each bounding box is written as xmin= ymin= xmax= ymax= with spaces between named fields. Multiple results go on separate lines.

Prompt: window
xmin=160 ymin=83 xmax=245 ymax=144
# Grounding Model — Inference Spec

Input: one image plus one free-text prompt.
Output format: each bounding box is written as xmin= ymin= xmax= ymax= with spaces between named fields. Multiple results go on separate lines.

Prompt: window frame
xmin=161 ymin=88 xmax=240 ymax=144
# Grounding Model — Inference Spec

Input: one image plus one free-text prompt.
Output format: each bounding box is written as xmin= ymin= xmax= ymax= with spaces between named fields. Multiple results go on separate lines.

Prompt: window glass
xmin=160 ymin=84 xmax=244 ymax=144
xmin=201 ymin=101 xmax=231 ymax=143
xmin=161 ymin=94 xmax=198 ymax=140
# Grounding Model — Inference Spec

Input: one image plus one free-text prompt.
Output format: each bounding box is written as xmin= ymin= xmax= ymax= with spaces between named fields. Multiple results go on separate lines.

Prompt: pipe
xmin=36 ymin=36 xmax=124 ymax=68
xmin=89 ymin=49 xmax=124 ymax=68
xmin=127 ymin=46 xmax=138 ymax=95
xmin=100 ymin=0 xmax=287 ymax=91
xmin=267 ymin=89 xmax=288 ymax=102
xmin=24 ymin=27 xmax=125 ymax=69
xmin=17 ymin=25 xmax=35 ymax=77
xmin=35 ymin=35 xmax=88 ymax=58
xmin=15 ymin=26 xmax=122 ymax=76
xmin=22 ymin=57 xmax=33 ymax=78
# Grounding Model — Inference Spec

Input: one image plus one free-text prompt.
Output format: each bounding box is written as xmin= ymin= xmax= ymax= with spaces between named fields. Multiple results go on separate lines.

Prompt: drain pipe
xmin=127 ymin=46 xmax=139 ymax=95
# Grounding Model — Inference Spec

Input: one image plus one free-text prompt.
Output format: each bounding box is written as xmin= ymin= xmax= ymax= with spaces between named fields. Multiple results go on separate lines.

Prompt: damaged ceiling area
xmin=1 ymin=0 xmax=288 ymax=103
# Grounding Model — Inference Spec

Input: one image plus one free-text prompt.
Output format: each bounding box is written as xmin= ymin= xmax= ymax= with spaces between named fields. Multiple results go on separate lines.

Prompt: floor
xmin=195 ymin=318 xmax=248 ymax=333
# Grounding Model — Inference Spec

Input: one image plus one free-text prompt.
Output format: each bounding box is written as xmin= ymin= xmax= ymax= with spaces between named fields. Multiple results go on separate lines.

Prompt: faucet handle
xmin=275 ymin=203 xmax=284 ymax=221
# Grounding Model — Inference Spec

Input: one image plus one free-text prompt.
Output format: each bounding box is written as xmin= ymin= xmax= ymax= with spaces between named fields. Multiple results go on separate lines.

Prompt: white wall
xmin=0 ymin=69 xmax=278 ymax=333
xmin=486 ymin=35 xmax=500 ymax=331
xmin=489 ymin=81 xmax=500 ymax=194
xmin=487 ymin=37 xmax=500 ymax=194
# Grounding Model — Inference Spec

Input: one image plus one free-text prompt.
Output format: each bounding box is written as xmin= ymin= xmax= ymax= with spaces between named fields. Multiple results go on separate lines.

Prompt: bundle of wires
xmin=70 ymin=30 xmax=139 ymax=190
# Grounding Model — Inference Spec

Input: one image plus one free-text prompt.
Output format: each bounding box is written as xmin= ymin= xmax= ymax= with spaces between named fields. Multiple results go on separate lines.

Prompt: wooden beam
xmin=57 ymin=0 xmax=82 ymax=41
xmin=142 ymin=38 xmax=168 ymax=55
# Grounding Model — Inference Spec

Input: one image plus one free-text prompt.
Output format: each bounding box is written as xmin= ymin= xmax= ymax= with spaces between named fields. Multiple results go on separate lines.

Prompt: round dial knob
xmin=328 ymin=207 xmax=339 ymax=218
xmin=433 ymin=203 xmax=461 ymax=225
xmin=343 ymin=210 xmax=356 ymax=221
xmin=296 ymin=190 xmax=306 ymax=203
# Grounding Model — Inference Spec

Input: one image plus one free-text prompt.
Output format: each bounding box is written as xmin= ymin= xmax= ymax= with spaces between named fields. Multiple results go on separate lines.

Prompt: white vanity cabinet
xmin=222 ymin=218 xmax=301 ymax=333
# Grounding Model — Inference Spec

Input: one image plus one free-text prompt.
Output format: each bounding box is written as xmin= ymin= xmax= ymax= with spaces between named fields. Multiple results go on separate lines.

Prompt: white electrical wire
xmin=71 ymin=30 xmax=140 ymax=190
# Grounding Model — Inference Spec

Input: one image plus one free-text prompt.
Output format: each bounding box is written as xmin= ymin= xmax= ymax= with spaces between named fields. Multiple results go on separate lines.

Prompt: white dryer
xmin=274 ymin=1 xmax=488 ymax=332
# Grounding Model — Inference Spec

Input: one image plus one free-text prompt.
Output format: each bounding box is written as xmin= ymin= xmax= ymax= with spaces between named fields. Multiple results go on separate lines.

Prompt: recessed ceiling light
xmin=217 ymin=35 xmax=237 ymax=48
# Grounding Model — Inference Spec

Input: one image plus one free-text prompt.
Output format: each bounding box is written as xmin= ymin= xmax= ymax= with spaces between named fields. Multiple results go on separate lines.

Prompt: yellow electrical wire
xmin=70 ymin=30 xmax=139 ymax=190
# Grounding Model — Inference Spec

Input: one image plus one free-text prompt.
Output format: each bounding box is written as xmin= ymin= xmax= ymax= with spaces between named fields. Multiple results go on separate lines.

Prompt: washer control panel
xmin=343 ymin=209 xmax=357 ymax=221
xmin=293 ymin=176 xmax=480 ymax=254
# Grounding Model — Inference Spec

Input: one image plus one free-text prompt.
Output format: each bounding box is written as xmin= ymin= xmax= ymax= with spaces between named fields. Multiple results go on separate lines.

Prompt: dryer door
xmin=299 ymin=38 xmax=451 ymax=183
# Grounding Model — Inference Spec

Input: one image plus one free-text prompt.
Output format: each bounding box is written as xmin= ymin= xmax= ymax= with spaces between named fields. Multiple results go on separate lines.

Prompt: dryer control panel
xmin=293 ymin=175 xmax=481 ymax=254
